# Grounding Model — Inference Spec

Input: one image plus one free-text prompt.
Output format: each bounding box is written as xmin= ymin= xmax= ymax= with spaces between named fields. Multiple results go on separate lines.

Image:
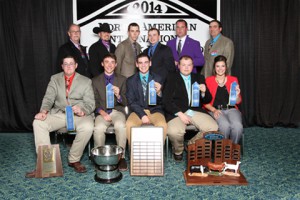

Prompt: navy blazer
xmin=162 ymin=72 xmax=212 ymax=122
xmin=126 ymin=71 xmax=164 ymax=118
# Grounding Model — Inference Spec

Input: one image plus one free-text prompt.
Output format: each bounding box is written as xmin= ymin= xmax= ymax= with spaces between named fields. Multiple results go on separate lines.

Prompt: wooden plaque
xmin=35 ymin=144 xmax=63 ymax=178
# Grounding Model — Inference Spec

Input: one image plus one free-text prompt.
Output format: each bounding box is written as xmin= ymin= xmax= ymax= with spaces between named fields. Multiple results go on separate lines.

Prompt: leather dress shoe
xmin=118 ymin=158 xmax=128 ymax=171
xmin=174 ymin=153 xmax=183 ymax=162
xmin=25 ymin=170 xmax=36 ymax=178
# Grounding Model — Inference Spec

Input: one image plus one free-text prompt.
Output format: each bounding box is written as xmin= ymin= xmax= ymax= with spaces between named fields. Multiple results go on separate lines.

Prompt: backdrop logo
xmin=73 ymin=0 xmax=220 ymax=51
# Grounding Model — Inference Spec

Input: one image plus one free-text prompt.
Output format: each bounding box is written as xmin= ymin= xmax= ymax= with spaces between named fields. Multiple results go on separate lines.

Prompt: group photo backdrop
xmin=0 ymin=0 xmax=299 ymax=132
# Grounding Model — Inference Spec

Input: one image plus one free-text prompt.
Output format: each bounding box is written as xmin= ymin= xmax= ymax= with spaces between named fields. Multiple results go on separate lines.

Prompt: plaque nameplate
xmin=35 ymin=144 xmax=63 ymax=178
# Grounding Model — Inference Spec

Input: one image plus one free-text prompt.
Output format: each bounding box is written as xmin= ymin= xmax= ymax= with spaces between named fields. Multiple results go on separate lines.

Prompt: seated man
xmin=163 ymin=55 xmax=218 ymax=161
xmin=26 ymin=55 xmax=95 ymax=177
xmin=126 ymin=53 xmax=167 ymax=145
xmin=92 ymin=53 xmax=128 ymax=171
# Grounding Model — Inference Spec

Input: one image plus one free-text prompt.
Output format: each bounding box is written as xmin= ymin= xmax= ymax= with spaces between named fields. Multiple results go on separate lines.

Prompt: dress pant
xmin=126 ymin=110 xmax=167 ymax=145
xmin=167 ymin=111 xmax=218 ymax=155
xmin=209 ymin=109 xmax=243 ymax=144
xmin=33 ymin=112 xmax=94 ymax=163
xmin=93 ymin=109 xmax=127 ymax=157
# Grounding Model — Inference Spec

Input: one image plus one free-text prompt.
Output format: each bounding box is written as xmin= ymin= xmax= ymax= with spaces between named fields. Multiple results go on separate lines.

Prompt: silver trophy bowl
xmin=91 ymin=145 xmax=123 ymax=183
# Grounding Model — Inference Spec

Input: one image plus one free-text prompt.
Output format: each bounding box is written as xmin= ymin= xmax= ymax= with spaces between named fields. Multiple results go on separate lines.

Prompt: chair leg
xmin=165 ymin=136 xmax=169 ymax=160
xmin=54 ymin=132 xmax=58 ymax=144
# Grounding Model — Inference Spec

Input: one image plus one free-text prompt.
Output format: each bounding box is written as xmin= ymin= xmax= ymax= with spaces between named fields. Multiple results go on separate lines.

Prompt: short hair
xmin=128 ymin=23 xmax=139 ymax=31
xmin=209 ymin=19 xmax=222 ymax=28
xmin=176 ymin=19 xmax=188 ymax=27
xmin=68 ymin=23 xmax=79 ymax=32
xmin=212 ymin=55 xmax=228 ymax=75
xmin=148 ymin=27 xmax=160 ymax=35
xmin=103 ymin=53 xmax=117 ymax=62
xmin=61 ymin=55 xmax=77 ymax=65
xmin=136 ymin=53 xmax=150 ymax=63
xmin=179 ymin=55 xmax=193 ymax=65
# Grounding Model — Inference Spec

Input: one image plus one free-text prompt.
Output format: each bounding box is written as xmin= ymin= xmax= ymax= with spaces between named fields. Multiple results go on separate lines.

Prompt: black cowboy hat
xmin=93 ymin=23 xmax=112 ymax=34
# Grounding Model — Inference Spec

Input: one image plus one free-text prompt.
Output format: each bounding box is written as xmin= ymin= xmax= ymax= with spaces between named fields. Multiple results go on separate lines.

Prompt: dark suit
xmin=126 ymin=71 xmax=167 ymax=145
xmin=89 ymin=39 xmax=116 ymax=77
xmin=56 ymin=41 xmax=90 ymax=77
xmin=92 ymin=73 xmax=127 ymax=114
xmin=143 ymin=43 xmax=176 ymax=82
xmin=126 ymin=71 xmax=164 ymax=118
xmin=163 ymin=72 xmax=212 ymax=122
xmin=162 ymin=71 xmax=218 ymax=154
xmin=92 ymin=72 xmax=127 ymax=150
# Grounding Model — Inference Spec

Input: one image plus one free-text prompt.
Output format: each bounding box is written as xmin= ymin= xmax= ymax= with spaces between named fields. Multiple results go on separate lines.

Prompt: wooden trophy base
xmin=183 ymin=170 xmax=248 ymax=186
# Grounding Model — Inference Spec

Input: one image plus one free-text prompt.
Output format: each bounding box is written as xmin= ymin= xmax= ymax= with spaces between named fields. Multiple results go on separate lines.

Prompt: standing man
xmin=115 ymin=23 xmax=142 ymax=78
xmin=26 ymin=55 xmax=95 ymax=177
xmin=202 ymin=19 xmax=234 ymax=77
xmin=56 ymin=24 xmax=90 ymax=77
xmin=163 ymin=56 xmax=218 ymax=161
xmin=167 ymin=19 xmax=205 ymax=74
xmin=126 ymin=53 xmax=167 ymax=145
xmin=89 ymin=23 xmax=116 ymax=77
xmin=92 ymin=53 xmax=128 ymax=171
xmin=143 ymin=28 xmax=175 ymax=83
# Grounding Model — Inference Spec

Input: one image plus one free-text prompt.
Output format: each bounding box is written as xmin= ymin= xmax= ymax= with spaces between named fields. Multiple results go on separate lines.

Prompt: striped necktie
xmin=142 ymin=76 xmax=147 ymax=101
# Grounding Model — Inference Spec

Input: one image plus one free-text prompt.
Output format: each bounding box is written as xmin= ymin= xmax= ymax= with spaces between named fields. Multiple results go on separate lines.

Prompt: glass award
xmin=148 ymin=80 xmax=157 ymax=105
xmin=228 ymin=81 xmax=238 ymax=106
xmin=106 ymin=83 xmax=114 ymax=108
xmin=65 ymin=105 xmax=75 ymax=131
xmin=191 ymin=82 xmax=200 ymax=107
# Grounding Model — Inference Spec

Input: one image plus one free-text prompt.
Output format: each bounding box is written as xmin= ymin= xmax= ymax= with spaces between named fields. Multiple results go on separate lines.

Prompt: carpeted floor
xmin=0 ymin=127 xmax=299 ymax=199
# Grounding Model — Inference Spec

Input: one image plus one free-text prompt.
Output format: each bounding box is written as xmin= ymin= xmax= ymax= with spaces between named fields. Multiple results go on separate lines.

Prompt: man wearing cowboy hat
xmin=89 ymin=23 xmax=116 ymax=77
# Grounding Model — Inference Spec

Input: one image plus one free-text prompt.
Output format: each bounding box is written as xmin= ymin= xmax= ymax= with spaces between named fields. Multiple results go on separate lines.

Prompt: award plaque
xmin=35 ymin=144 xmax=63 ymax=178
xmin=65 ymin=105 xmax=75 ymax=131
xmin=191 ymin=82 xmax=200 ymax=107
xmin=228 ymin=81 xmax=238 ymax=106
xmin=106 ymin=83 xmax=114 ymax=108
xmin=148 ymin=80 xmax=157 ymax=105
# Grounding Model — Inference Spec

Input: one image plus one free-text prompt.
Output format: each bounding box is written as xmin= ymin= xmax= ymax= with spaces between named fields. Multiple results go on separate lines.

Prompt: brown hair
xmin=212 ymin=55 xmax=228 ymax=75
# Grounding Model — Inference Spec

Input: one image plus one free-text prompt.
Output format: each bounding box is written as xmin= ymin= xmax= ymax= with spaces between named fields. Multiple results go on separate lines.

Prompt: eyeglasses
xmin=69 ymin=30 xmax=81 ymax=34
xmin=63 ymin=63 xmax=76 ymax=67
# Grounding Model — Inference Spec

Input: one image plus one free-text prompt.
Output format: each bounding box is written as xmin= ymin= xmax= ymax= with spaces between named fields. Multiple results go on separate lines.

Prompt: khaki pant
xmin=93 ymin=109 xmax=127 ymax=157
xmin=126 ymin=110 xmax=167 ymax=145
xmin=33 ymin=112 xmax=94 ymax=163
xmin=167 ymin=111 xmax=218 ymax=154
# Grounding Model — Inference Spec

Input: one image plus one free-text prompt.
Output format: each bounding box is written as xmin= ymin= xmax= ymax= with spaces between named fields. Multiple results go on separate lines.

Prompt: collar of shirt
xmin=149 ymin=42 xmax=159 ymax=54
xmin=64 ymin=73 xmax=76 ymax=88
xmin=139 ymin=72 xmax=149 ymax=82
xmin=211 ymin=33 xmax=221 ymax=45
xmin=70 ymin=39 xmax=80 ymax=48
xmin=180 ymin=73 xmax=191 ymax=82
xmin=104 ymin=73 xmax=114 ymax=85
xmin=177 ymin=35 xmax=187 ymax=48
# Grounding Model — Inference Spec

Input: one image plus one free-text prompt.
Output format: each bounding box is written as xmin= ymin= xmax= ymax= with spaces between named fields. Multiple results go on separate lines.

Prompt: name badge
xmin=65 ymin=105 xmax=75 ymax=131
xmin=228 ymin=81 xmax=238 ymax=106
xmin=148 ymin=80 xmax=157 ymax=105
xmin=106 ymin=83 xmax=114 ymax=109
xmin=191 ymin=82 xmax=200 ymax=107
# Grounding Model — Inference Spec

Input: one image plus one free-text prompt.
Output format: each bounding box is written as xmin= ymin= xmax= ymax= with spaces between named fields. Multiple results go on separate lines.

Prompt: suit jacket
xmin=203 ymin=34 xmax=234 ymax=77
xmin=92 ymin=72 xmax=127 ymax=115
xmin=115 ymin=38 xmax=141 ymax=78
xmin=167 ymin=36 xmax=205 ymax=73
xmin=126 ymin=71 xmax=164 ymax=118
xmin=143 ymin=43 xmax=175 ymax=83
xmin=56 ymin=41 xmax=90 ymax=77
xmin=40 ymin=72 xmax=95 ymax=116
xmin=205 ymin=75 xmax=241 ymax=109
xmin=162 ymin=72 xmax=212 ymax=122
xmin=89 ymin=39 xmax=116 ymax=78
